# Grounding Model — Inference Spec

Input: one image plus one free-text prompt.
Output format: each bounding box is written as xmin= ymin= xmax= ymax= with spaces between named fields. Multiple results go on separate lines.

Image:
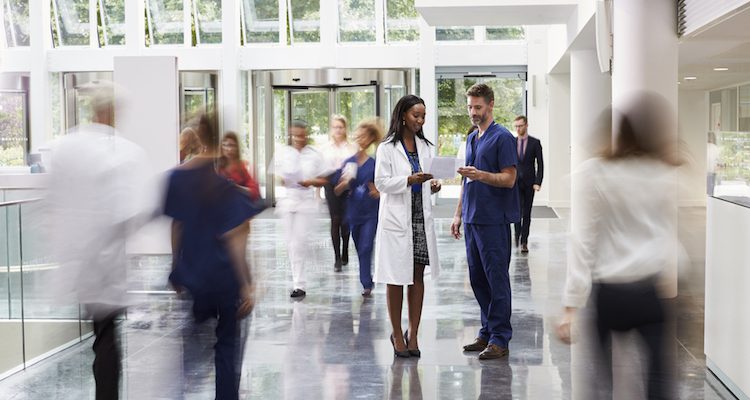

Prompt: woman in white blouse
xmin=374 ymin=95 xmax=441 ymax=358
xmin=557 ymin=93 xmax=681 ymax=399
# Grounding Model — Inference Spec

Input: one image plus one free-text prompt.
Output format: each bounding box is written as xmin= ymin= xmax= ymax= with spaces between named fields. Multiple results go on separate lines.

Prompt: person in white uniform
xmin=275 ymin=120 xmax=329 ymax=298
xmin=374 ymin=95 xmax=441 ymax=358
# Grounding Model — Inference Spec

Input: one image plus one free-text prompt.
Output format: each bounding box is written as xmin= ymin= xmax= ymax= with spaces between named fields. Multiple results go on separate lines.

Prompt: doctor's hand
xmin=457 ymin=166 xmax=484 ymax=182
xmin=450 ymin=216 xmax=462 ymax=240
xmin=430 ymin=180 xmax=442 ymax=194
xmin=556 ymin=307 xmax=577 ymax=344
xmin=407 ymin=172 xmax=433 ymax=186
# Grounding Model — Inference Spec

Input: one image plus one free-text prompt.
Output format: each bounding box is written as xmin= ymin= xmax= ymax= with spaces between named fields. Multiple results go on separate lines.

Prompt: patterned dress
xmin=406 ymin=150 xmax=430 ymax=265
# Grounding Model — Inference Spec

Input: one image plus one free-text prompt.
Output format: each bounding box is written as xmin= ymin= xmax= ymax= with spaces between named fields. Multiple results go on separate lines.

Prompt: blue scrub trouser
xmin=465 ymin=223 xmax=513 ymax=347
xmin=351 ymin=217 xmax=377 ymax=290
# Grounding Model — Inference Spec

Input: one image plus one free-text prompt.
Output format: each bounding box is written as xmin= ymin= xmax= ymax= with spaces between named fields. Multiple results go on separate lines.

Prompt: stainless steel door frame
xmin=62 ymin=72 xmax=113 ymax=130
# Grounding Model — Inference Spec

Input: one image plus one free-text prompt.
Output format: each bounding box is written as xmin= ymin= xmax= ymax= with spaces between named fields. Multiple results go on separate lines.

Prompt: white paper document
xmin=426 ymin=157 xmax=461 ymax=180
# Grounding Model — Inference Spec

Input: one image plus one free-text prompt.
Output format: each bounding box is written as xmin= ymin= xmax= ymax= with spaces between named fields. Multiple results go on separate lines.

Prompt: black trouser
xmin=513 ymin=183 xmax=535 ymax=245
xmin=92 ymin=311 xmax=122 ymax=400
xmin=592 ymin=278 xmax=674 ymax=400
xmin=324 ymin=181 xmax=350 ymax=262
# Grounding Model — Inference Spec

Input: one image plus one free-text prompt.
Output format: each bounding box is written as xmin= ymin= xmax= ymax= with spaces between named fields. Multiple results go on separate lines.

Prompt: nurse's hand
xmin=450 ymin=216 xmax=462 ymax=239
xmin=430 ymin=180 xmax=441 ymax=193
xmin=237 ymin=283 xmax=255 ymax=319
xmin=556 ymin=307 xmax=576 ymax=344
xmin=457 ymin=166 xmax=484 ymax=182
xmin=407 ymin=172 xmax=433 ymax=186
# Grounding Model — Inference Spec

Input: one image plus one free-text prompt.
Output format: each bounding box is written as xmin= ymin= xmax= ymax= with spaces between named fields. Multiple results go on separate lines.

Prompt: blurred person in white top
xmin=556 ymin=92 xmax=681 ymax=399
xmin=45 ymin=81 xmax=149 ymax=400
xmin=321 ymin=115 xmax=357 ymax=272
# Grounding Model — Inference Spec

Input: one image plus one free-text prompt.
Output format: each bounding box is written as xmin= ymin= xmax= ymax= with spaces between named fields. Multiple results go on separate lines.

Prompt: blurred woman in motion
xmin=164 ymin=114 xmax=262 ymax=400
xmin=218 ymin=131 xmax=261 ymax=201
xmin=557 ymin=92 xmax=680 ymax=399
xmin=323 ymin=115 xmax=357 ymax=272
xmin=334 ymin=118 xmax=383 ymax=296
xmin=179 ymin=126 xmax=200 ymax=164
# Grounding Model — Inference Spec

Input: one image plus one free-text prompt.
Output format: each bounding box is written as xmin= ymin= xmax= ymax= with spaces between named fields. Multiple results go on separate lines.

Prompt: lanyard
xmin=400 ymin=140 xmax=422 ymax=192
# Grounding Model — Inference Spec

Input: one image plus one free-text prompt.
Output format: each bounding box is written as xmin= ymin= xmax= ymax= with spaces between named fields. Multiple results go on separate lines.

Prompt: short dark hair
xmin=466 ymin=83 xmax=494 ymax=104
xmin=514 ymin=115 xmax=527 ymax=125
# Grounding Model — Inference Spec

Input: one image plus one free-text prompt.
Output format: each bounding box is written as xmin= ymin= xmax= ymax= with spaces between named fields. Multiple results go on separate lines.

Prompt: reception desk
xmin=705 ymin=196 xmax=750 ymax=399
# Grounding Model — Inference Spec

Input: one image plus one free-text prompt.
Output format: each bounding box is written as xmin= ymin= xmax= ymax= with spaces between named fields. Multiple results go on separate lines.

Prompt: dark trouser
xmin=465 ymin=223 xmax=513 ymax=347
xmin=350 ymin=217 xmax=377 ymax=290
xmin=592 ymin=278 xmax=674 ymax=400
xmin=92 ymin=311 xmax=121 ymax=400
xmin=192 ymin=293 xmax=243 ymax=400
xmin=514 ymin=183 xmax=535 ymax=245
xmin=324 ymin=182 xmax=350 ymax=262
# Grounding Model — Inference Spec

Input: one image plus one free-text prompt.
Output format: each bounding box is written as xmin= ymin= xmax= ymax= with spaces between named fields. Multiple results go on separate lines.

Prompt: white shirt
xmin=564 ymin=157 xmax=679 ymax=308
xmin=274 ymin=144 xmax=327 ymax=213
xmin=45 ymin=124 xmax=149 ymax=316
xmin=321 ymin=140 xmax=357 ymax=172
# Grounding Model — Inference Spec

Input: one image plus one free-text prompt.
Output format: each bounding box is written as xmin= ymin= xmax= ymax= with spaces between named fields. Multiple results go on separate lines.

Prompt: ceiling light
xmin=684 ymin=76 xmax=697 ymax=80
xmin=713 ymin=67 xmax=729 ymax=71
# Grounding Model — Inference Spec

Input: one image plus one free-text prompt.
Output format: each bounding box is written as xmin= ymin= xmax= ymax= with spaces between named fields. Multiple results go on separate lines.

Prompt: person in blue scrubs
xmin=334 ymin=119 xmax=383 ymax=296
xmin=451 ymin=83 xmax=520 ymax=360
xmin=164 ymin=114 xmax=262 ymax=399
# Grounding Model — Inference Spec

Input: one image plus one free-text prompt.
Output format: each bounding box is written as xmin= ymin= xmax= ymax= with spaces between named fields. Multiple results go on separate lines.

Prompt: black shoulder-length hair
xmin=384 ymin=94 xmax=433 ymax=146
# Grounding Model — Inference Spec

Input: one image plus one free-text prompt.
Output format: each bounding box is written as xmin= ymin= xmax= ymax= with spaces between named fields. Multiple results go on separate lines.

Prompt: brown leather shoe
xmin=462 ymin=337 xmax=488 ymax=352
xmin=478 ymin=344 xmax=509 ymax=360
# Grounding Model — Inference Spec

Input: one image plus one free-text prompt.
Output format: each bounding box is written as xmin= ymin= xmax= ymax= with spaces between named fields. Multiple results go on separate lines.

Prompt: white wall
xmin=526 ymin=26 xmax=551 ymax=205
xmin=705 ymin=197 xmax=750 ymax=399
xmin=678 ymin=89 xmax=709 ymax=206
xmin=547 ymin=73 xmax=571 ymax=207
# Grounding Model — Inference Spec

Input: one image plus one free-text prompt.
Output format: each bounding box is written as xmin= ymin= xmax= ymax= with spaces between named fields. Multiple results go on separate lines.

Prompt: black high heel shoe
xmin=404 ymin=329 xmax=421 ymax=358
xmin=390 ymin=334 xmax=411 ymax=358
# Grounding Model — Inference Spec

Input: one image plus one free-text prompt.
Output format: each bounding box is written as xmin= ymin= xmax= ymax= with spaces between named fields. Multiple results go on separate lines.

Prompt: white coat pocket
xmin=381 ymin=205 xmax=408 ymax=233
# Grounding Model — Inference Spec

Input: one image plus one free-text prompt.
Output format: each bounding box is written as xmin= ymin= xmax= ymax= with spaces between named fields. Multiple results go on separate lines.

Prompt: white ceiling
xmin=679 ymin=6 xmax=750 ymax=91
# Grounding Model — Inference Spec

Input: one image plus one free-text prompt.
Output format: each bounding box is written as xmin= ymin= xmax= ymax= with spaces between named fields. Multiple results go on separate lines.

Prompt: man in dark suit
xmin=512 ymin=116 xmax=543 ymax=253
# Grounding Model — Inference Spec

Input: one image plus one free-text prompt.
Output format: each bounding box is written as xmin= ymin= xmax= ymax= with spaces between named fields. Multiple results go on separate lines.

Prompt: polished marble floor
xmin=0 ymin=207 xmax=737 ymax=399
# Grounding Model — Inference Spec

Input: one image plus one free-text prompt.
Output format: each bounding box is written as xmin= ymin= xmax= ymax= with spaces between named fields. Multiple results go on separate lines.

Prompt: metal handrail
xmin=0 ymin=198 xmax=42 ymax=207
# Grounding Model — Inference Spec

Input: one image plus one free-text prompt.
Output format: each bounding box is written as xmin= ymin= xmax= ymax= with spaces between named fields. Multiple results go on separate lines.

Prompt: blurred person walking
xmin=218 ymin=131 xmax=261 ymax=201
xmin=164 ymin=114 xmax=261 ymax=400
xmin=557 ymin=93 xmax=679 ymax=399
xmin=322 ymin=115 xmax=358 ymax=272
xmin=179 ymin=126 xmax=200 ymax=164
xmin=451 ymin=83 xmax=520 ymax=360
xmin=46 ymin=82 xmax=148 ymax=400
xmin=374 ymin=95 xmax=441 ymax=358
xmin=512 ymin=115 xmax=544 ymax=253
xmin=275 ymin=120 xmax=329 ymax=298
xmin=334 ymin=118 xmax=384 ymax=296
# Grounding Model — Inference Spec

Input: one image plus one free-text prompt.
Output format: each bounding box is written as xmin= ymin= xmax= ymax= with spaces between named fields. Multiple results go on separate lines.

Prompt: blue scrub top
xmin=461 ymin=121 xmax=521 ymax=225
xmin=341 ymin=155 xmax=379 ymax=225
xmin=164 ymin=161 xmax=263 ymax=296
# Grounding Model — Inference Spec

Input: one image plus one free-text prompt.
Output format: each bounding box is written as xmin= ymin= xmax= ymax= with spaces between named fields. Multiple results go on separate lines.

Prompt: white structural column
xmin=28 ymin=0 xmax=51 ymax=150
xmin=418 ymin=17 xmax=437 ymax=145
xmin=569 ymin=48 xmax=611 ymax=400
xmin=612 ymin=0 xmax=678 ymax=298
xmin=221 ymin=0 xmax=241 ymax=135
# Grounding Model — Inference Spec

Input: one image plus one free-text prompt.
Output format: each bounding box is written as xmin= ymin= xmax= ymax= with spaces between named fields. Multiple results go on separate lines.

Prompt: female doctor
xmin=374 ymin=95 xmax=441 ymax=358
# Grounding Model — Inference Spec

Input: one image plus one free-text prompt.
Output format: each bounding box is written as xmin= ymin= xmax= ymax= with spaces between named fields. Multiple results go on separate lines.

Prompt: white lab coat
xmin=373 ymin=137 xmax=439 ymax=285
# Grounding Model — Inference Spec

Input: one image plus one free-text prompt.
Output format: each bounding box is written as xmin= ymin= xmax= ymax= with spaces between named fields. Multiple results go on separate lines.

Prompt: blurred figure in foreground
xmin=46 ymin=82 xmax=148 ymax=400
xmin=334 ymin=118 xmax=383 ymax=296
xmin=164 ymin=114 xmax=262 ymax=399
xmin=218 ymin=131 xmax=261 ymax=201
xmin=557 ymin=92 xmax=680 ymax=399
xmin=706 ymin=131 xmax=720 ymax=196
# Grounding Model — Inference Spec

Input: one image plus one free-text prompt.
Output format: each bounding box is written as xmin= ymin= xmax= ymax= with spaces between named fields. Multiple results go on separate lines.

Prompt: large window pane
xmin=289 ymin=0 xmax=319 ymax=43
xmin=486 ymin=26 xmax=525 ymax=40
xmin=52 ymin=0 xmax=90 ymax=46
xmin=0 ymin=91 xmax=27 ymax=166
xmin=336 ymin=87 xmax=376 ymax=133
xmin=195 ymin=0 xmax=221 ymax=44
xmin=291 ymin=90 xmax=328 ymax=145
xmin=146 ymin=0 xmax=184 ymax=45
xmin=385 ymin=0 xmax=419 ymax=42
xmin=338 ymin=0 xmax=375 ymax=43
xmin=436 ymin=26 xmax=473 ymax=41
xmin=100 ymin=0 xmax=125 ymax=45
xmin=739 ymin=84 xmax=750 ymax=132
xmin=2 ymin=0 xmax=30 ymax=47
xmin=242 ymin=0 xmax=278 ymax=44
